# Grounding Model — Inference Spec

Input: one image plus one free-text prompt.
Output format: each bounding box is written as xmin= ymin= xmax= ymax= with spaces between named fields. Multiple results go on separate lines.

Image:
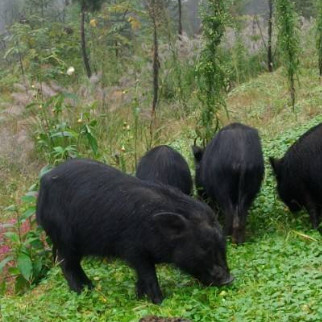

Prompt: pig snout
xmin=206 ymin=265 xmax=234 ymax=287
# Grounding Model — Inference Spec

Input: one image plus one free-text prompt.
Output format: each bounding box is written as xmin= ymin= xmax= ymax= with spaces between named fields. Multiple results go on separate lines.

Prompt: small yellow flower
xmin=90 ymin=19 xmax=97 ymax=27
xmin=77 ymin=119 xmax=83 ymax=123
xmin=128 ymin=16 xmax=141 ymax=30
xmin=121 ymin=145 xmax=126 ymax=152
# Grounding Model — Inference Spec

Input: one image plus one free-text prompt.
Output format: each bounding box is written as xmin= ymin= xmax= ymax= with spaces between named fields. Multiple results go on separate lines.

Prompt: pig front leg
xmin=132 ymin=260 xmax=163 ymax=304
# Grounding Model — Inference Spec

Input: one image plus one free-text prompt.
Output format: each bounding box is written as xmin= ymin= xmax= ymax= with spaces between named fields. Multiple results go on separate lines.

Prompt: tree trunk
xmin=81 ymin=5 xmax=92 ymax=78
xmin=290 ymin=74 xmax=295 ymax=110
xmin=178 ymin=0 xmax=183 ymax=37
xmin=152 ymin=15 xmax=159 ymax=116
xmin=148 ymin=0 xmax=160 ymax=145
xmin=319 ymin=37 xmax=322 ymax=76
xmin=268 ymin=0 xmax=273 ymax=72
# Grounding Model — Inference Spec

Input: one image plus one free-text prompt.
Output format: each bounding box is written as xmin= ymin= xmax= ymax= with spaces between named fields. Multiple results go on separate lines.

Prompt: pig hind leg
xmin=304 ymin=193 xmax=322 ymax=230
xmin=233 ymin=168 xmax=263 ymax=243
xmin=58 ymin=248 xmax=93 ymax=293
xmin=215 ymin=170 xmax=240 ymax=237
xmin=306 ymin=204 xmax=322 ymax=231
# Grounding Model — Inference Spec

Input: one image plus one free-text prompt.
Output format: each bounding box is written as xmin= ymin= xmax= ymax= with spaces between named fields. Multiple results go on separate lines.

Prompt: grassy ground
xmin=1 ymin=60 xmax=322 ymax=321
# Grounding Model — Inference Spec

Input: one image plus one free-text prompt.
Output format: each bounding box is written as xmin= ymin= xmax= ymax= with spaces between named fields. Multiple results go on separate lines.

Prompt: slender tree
xmin=267 ymin=0 xmax=273 ymax=72
xmin=80 ymin=2 xmax=91 ymax=78
xmin=317 ymin=0 xmax=322 ymax=77
xmin=145 ymin=1 xmax=164 ymax=120
xmin=178 ymin=0 xmax=183 ymax=37
xmin=75 ymin=0 xmax=104 ymax=78
xmin=275 ymin=0 xmax=300 ymax=110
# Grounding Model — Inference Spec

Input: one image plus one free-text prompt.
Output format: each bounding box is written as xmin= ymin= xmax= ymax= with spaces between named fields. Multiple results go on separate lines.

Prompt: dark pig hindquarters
xmin=193 ymin=123 xmax=265 ymax=244
xmin=270 ymin=123 xmax=322 ymax=231
xmin=136 ymin=145 xmax=193 ymax=195
xmin=36 ymin=159 xmax=233 ymax=304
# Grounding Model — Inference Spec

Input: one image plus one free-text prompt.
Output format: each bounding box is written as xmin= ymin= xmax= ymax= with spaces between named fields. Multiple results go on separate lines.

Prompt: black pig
xmin=36 ymin=159 xmax=233 ymax=304
xmin=192 ymin=123 xmax=264 ymax=244
xmin=270 ymin=123 xmax=322 ymax=231
xmin=136 ymin=145 xmax=192 ymax=195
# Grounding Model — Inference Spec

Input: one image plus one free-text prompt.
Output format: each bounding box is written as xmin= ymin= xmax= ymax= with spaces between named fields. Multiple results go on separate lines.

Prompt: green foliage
xmin=27 ymin=93 xmax=99 ymax=164
xmin=4 ymin=19 xmax=82 ymax=84
xmin=0 ymin=185 xmax=52 ymax=295
xmin=275 ymin=0 xmax=301 ymax=110
xmin=195 ymin=0 xmax=228 ymax=145
xmin=317 ymin=0 xmax=322 ymax=76
xmin=1 ymin=227 xmax=321 ymax=320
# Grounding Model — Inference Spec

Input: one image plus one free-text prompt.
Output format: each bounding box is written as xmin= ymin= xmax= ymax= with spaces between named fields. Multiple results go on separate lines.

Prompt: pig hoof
xmin=151 ymin=295 xmax=163 ymax=304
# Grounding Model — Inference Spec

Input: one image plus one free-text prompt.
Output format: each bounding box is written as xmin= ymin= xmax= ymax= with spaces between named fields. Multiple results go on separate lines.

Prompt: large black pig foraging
xmin=36 ymin=159 xmax=233 ymax=304
xmin=192 ymin=123 xmax=264 ymax=244
xmin=136 ymin=145 xmax=192 ymax=195
xmin=270 ymin=123 xmax=322 ymax=232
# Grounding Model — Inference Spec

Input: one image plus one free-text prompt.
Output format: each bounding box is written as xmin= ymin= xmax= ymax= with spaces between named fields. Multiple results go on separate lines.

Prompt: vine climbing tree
xmin=317 ymin=0 xmax=322 ymax=77
xmin=275 ymin=0 xmax=300 ymax=110
xmin=195 ymin=0 xmax=227 ymax=145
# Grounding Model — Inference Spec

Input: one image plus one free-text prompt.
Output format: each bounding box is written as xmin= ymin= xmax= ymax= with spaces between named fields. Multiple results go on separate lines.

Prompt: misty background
xmin=0 ymin=0 xmax=316 ymax=36
xmin=1 ymin=0 xmax=314 ymax=35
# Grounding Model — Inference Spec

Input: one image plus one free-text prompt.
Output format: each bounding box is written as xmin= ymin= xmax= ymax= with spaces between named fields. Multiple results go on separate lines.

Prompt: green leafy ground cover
xmin=0 ymin=4 xmax=321 ymax=320
xmin=1 ymin=233 xmax=320 ymax=321
xmin=1 ymin=114 xmax=321 ymax=322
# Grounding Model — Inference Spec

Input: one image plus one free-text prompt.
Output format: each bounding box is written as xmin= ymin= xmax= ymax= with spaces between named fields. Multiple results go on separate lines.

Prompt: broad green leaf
xmin=33 ymin=259 xmax=43 ymax=276
xmin=3 ymin=47 xmax=15 ymax=59
xmin=53 ymin=146 xmax=64 ymax=154
xmin=15 ymin=275 xmax=29 ymax=294
xmin=8 ymin=267 xmax=20 ymax=275
xmin=4 ymin=205 xmax=17 ymax=212
xmin=87 ymin=133 xmax=98 ymax=155
xmin=21 ymin=193 xmax=37 ymax=203
xmin=21 ymin=207 xmax=36 ymax=220
xmin=17 ymin=253 xmax=33 ymax=281
xmin=28 ymin=183 xmax=38 ymax=192
xmin=4 ymin=232 xmax=19 ymax=243
xmin=51 ymin=130 xmax=78 ymax=138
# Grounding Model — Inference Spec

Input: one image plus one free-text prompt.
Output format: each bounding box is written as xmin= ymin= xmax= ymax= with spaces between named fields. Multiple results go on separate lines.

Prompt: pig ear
xmin=192 ymin=145 xmax=204 ymax=162
xmin=153 ymin=212 xmax=188 ymax=239
xmin=269 ymin=157 xmax=281 ymax=176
